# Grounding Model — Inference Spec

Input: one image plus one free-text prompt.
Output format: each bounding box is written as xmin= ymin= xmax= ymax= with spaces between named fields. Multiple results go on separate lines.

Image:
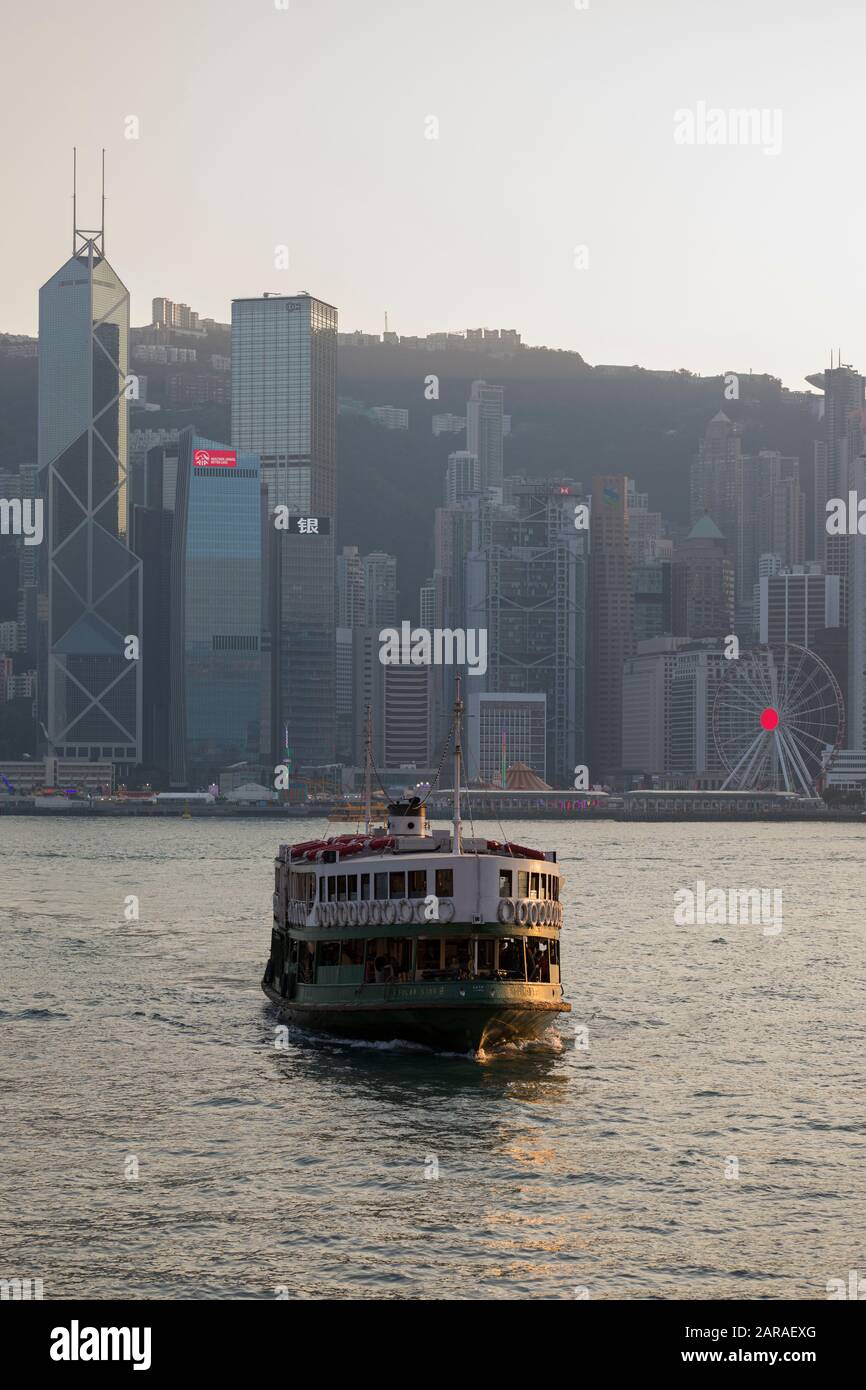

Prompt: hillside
xmin=0 ymin=337 xmax=821 ymax=620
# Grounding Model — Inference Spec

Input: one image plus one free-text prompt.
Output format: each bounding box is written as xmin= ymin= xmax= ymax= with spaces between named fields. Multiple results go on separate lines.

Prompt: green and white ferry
xmin=262 ymin=687 xmax=569 ymax=1051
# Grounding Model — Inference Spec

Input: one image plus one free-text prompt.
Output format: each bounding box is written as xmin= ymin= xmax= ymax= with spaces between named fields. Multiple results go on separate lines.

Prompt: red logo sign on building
xmin=193 ymin=448 xmax=237 ymax=468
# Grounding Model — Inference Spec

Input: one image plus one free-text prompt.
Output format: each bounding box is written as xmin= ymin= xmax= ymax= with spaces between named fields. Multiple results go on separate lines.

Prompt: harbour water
xmin=1 ymin=815 xmax=863 ymax=1300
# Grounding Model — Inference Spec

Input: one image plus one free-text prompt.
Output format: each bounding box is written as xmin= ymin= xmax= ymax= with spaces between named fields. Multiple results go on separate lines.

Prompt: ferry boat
xmin=261 ymin=684 xmax=570 ymax=1051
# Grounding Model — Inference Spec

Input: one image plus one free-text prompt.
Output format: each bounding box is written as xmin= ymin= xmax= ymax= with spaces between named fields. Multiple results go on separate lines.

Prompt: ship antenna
xmin=364 ymin=704 xmax=373 ymax=835
xmin=453 ymin=675 xmax=463 ymax=856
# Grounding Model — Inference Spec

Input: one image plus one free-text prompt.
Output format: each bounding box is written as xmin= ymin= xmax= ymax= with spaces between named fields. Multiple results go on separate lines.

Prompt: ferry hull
xmin=262 ymin=982 xmax=569 ymax=1052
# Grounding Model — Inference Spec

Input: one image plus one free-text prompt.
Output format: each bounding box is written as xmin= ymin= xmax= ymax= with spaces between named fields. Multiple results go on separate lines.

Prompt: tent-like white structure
xmin=225 ymin=782 xmax=276 ymax=804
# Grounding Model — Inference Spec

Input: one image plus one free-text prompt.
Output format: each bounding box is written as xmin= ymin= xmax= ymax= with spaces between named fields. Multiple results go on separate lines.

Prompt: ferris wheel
xmin=712 ymin=643 xmax=845 ymax=799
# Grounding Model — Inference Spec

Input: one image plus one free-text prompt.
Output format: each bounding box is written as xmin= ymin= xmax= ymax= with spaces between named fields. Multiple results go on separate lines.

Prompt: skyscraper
xmin=363 ymin=551 xmax=398 ymax=628
xmin=759 ymin=566 xmax=840 ymax=648
xmin=445 ymin=450 xmax=480 ymax=505
xmin=231 ymin=292 xmax=337 ymax=769
xmin=168 ymin=431 xmax=264 ymax=785
xmin=622 ymin=636 xmax=691 ymax=775
xmin=336 ymin=545 xmax=366 ymax=628
xmin=588 ymin=475 xmax=631 ymax=779
xmin=673 ymin=515 xmax=735 ymax=638
xmin=690 ymin=412 xmax=746 ymax=606
xmin=465 ymin=481 xmax=587 ymax=785
xmin=806 ymin=362 xmax=865 ymax=499
xmin=39 ymin=170 xmax=142 ymax=769
xmin=466 ymin=380 xmax=504 ymax=490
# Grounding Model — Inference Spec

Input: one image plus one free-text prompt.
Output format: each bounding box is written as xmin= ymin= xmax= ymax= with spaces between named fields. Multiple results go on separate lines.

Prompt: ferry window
xmin=416 ymin=939 xmax=443 ymax=976
xmin=518 ymin=871 xmax=528 ymax=898
xmin=327 ymin=876 xmax=337 ymax=901
xmin=340 ymin=940 xmax=364 ymax=965
xmin=299 ymin=943 xmax=316 ymax=983
xmin=337 ymin=875 xmax=348 ymax=901
xmin=317 ymin=941 xmax=339 ymax=968
xmin=374 ymin=872 xmax=388 ymax=900
xmin=530 ymin=873 xmax=540 ymax=899
xmin=435 ymin=868 xmax=453 ymax=897
xmin=360 ymin=874 xmax=371 ymax=900
xmin=444 ymin=938 xmax=471 ymax=978
xmin=499 ymin=870 xmax=512 ymax=897
xmin=347 ymin=875 xmax=358 ymax=901
xmin=498 ymin=937 xmax=526 ymax=981
xmin=548 ymin=939 xmax=559 ymax=966
xmin=526 ymin=939 xmax=550 ymax=983
xmin=552 ymin=878 xmax=559 ymax=901
xmin=475 ymin=939 xmax=496 ymax=977
xmin=390 ymin=939 xmax=413 ymax=980
xmin=389 ymin=871 xmax=406 ymax=899
xmin=408 ymin=869 xmax=427 ymax=899
xmin=363 ymin=938 xmax=410 ymax=983
xmin=318 ymin=877 xmax=326 ymax=902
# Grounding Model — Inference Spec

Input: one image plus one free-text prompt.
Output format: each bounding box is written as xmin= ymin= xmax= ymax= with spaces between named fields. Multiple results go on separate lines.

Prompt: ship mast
xmin=453 ymin=676 xmax=463 ymax=855
xmin=363 ymin=704 xmax=373 ymax=835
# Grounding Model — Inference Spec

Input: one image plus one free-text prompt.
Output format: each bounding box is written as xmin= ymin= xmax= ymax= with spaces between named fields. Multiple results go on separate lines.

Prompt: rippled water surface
xmin=1 ymin=814 xmax=864 ymax=1300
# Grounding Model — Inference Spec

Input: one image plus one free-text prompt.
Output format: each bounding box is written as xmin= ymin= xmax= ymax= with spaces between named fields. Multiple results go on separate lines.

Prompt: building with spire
xmin=39 ymin=152 xmax=142 ymax=771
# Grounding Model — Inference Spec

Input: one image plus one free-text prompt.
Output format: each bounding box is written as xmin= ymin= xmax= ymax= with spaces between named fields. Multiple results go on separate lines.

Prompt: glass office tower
xmin=231 ymin=293 xmax=337 ymax=771
xmin=39 ymin=229 xmax=142 ymax=768
xmin=169 ymin=431 xmax=264 ymax=785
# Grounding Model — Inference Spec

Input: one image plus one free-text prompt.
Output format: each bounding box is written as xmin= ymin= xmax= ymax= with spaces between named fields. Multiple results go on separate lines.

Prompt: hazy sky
xmin=2 ymin=0 xmax=864 ymax=388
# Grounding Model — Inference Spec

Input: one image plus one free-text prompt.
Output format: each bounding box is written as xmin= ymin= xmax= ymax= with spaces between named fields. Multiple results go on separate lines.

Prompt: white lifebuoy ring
xmin=516 ymin=900 xmax=530 ymax=926
xmin=383 ymin=900 xmax=397 ymax=926
xmin=348 ymin=901 xmax=358 ymax=927
xmin=414 ymin=899 xmax=429 ymax=924
xmin=337 ymin=902 xmax=348 ymax=927
xmin=497 ymin=898 xmax=515 ymax=925
xmin=438 ymin=899 xmax=455 ymax=924
xmin=539 ymin=902 xmax=549 ymax=927
xmin=529 ymin=902 xmax=539 ymax=927
xmin=357 ymin=901 xmax=370 ymax=927
xmin=398 ymin=898 xmax=414 ymax=925
xmin=371 ymin=901 xmax=383 ymax=926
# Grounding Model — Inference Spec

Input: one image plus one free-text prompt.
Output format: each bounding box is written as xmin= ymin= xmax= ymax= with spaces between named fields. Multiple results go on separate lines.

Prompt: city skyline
xmin=3 ymin=106 xmax=866 ymax=798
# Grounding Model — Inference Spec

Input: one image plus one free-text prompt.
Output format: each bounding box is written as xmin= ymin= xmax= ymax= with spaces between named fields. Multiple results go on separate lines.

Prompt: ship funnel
xmin=386 ymin=796 xmax=429 ymax=837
